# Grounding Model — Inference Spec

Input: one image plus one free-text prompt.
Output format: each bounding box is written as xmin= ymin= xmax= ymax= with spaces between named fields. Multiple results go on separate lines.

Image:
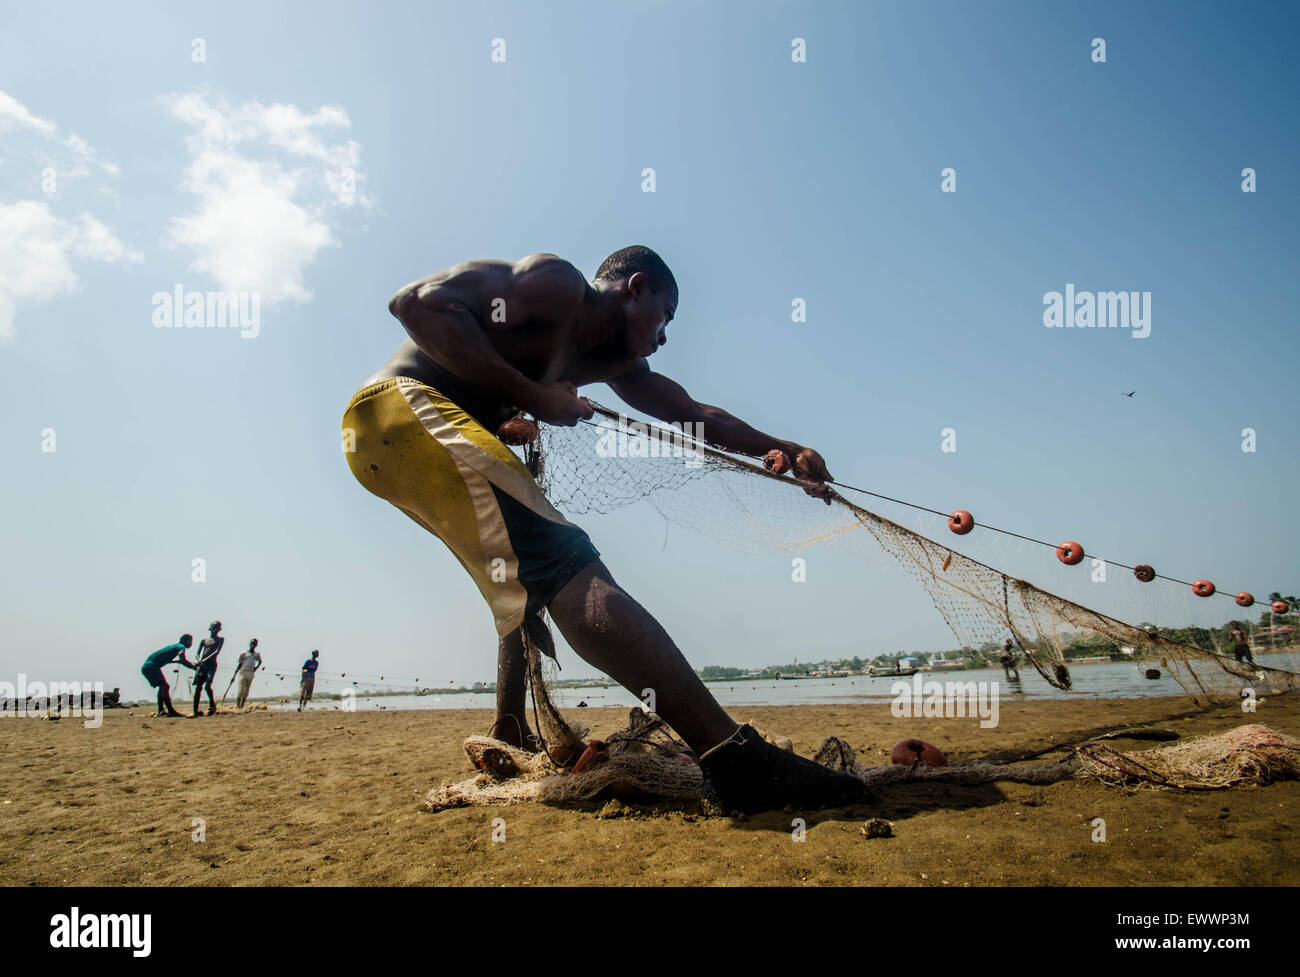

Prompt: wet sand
xmin=2 ymin=694 xmax=1296 ymax=886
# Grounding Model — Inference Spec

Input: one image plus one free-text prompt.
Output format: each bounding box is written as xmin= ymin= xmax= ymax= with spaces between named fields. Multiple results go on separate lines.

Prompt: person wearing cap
xmin=233 ymin=638 xmax=262 ymax=708
xmin=193 ymin=620 xmax=225 ymax=717
xmin=298 ymin=650 xmax=319 ymax=711
xmin=141 ymin=635 xmax=196 ymax=718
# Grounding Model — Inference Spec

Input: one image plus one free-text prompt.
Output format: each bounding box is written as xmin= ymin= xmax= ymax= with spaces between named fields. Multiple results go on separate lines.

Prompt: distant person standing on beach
xmin=193 ymin=620 xmax=225 ymax=717
xmin=141 ymin=635 xmax=196 ymax=718
xmin=234 ymin=638 xmax=262 ymax=708
xmin=999 ymin=639 xmax=1020 ymax=681
xmin=1229 ymin=622 xmax=1254 ymax=664
xmin=299 ymin=650 xmax=320 ymax=711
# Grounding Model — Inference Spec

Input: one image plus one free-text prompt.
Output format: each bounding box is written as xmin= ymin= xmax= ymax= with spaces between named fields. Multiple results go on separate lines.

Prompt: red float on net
xmin=763 ymin=449 xmax=792 ymax=474
xmin=569 ymin=740 xmax=607 ymax=775
xmin=1235 ymin=592 xmax=1255 ymax=608
xmin=1134 ymin=564 xmax=1156 ymax=582
xmin=889 ymin=739 xmax=947 ymax=768
xmin=948 ymin=510 xmax=975 ymax=535
xmin=1273 ymin=600 xmax=1291 ymax=615
xmin=1056 ymin=541 xmax=1085 ymax=566
xmin=1192 ymin=580 xmax=1216 ymax=597
xmin=497 ymin=417 xmax=540 ymax=446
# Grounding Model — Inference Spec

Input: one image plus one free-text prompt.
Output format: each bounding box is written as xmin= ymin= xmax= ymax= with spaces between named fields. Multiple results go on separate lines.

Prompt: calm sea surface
xmin=265 ymin=653 xmax=1296 ymax=712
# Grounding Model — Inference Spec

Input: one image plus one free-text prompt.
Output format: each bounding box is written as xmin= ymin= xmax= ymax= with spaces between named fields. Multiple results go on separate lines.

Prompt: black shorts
xmin=196 ymin=663 xmax=218 ymax=685
xmin=142 ymin=665 xmax=166 ymax=689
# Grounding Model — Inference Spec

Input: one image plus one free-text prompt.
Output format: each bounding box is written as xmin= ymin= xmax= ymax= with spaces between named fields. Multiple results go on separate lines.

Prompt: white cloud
xmin=163 ymin=94 xmax=371 ymax=300
xmin=0 ymin=89 xmax=120 ymax=176
xmin=0 ymin=200 xmax=142 ymax=340
xmin=0 ymin=90 xmax=135 ymax=338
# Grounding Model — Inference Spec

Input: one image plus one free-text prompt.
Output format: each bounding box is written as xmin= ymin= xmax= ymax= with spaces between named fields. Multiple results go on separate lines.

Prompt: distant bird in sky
xmin=1123 ymin=391 xmax=1136 ymax=397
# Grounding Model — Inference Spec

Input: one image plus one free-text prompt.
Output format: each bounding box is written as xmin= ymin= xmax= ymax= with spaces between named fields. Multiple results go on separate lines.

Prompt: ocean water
xmin=267 ymin=653 xmax=1295 ymax=712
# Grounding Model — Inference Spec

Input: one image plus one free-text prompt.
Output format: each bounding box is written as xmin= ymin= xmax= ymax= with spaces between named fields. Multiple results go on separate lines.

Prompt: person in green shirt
xmin=141 ymin=635 xmax=196 ymax=718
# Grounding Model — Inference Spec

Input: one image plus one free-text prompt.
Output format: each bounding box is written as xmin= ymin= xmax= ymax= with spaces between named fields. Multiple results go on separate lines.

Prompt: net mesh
xmin=534 ymin=403 xmax=1299 ymax=706
xmin=424 ymin=402 xmax=1299 ymax=811
xmin=424 ymin=720 xmax=1299 ymax=809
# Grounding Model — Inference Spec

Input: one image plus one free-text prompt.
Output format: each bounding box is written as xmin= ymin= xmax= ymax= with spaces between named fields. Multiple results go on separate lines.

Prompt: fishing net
xmin=424 ymin=402 xmax=1299 ymax=812
xmin=532 ymin=403 xmax=1300 ymax=706
xmin=1074 ymin=723 xmax=1300 ymax=790
xmin=426 ymin=709 xmax=703 ymax=809
xmin=424 ymin=717 xmax=1298 ymax=809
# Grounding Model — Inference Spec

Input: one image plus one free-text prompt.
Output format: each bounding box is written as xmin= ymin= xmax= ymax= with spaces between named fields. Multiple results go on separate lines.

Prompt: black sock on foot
xmin=699 ymin=724 xmax=873 ymax=815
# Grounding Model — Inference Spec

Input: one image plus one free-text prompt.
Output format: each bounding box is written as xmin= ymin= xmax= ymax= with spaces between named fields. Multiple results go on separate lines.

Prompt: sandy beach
xmin=2 ymin=694 xmax=1296 ymax=887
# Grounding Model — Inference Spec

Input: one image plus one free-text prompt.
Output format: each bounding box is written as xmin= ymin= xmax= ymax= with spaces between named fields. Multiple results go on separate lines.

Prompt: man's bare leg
xmin=545 ymin=559 xmax=871 ymax=814
xmin=545 ymin=560 xmax=738 ymax=754
xmin=493 ymin=627 xmax=535 ymax=749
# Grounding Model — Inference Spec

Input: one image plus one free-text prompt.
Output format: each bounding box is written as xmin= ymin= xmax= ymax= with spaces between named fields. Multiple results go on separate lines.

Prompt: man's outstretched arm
xmin=607 ymin=362 xmax=834 ymax=498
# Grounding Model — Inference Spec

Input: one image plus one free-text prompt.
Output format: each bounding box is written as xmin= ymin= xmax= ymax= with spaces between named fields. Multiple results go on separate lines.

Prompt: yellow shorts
xmin=342 ymin=377 xmax=600 ymax=637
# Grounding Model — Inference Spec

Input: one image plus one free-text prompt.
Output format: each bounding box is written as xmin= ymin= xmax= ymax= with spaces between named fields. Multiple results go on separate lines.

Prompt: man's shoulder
xmin=510 ymin=254 xmax=587 ymax=307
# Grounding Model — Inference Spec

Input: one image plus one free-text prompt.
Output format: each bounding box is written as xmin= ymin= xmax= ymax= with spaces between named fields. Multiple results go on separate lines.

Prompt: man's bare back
xmin=371 ymin=250 xmax=833 ymax=489
xmin=370 ymin=254 xmax=657 ymax=430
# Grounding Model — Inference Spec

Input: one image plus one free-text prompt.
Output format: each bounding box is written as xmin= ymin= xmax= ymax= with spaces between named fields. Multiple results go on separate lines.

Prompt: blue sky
xmin=1 ymin=0 xmax=1296 ymax=699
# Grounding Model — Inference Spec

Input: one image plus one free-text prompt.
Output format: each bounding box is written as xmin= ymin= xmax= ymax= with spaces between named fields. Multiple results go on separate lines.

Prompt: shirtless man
xmin=1229 ymin=622 xmax=1253 ymax=664
xmin=342 ymin=246 xmax=868 ymax=813
xmin=192 ymin=620 xmax=224 ymax=717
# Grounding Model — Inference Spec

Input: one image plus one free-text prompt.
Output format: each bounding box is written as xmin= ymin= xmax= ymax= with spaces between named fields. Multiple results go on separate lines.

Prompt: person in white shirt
xmin=234 ymin=639 xmax=263 ymax=708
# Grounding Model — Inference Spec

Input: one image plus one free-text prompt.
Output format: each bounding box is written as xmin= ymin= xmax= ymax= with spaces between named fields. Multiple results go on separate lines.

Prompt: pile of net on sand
xmin=424 ymin=713 xmax=1299 ymax=810
xmin=1074 ymin=723 xmax=1300 ymax=790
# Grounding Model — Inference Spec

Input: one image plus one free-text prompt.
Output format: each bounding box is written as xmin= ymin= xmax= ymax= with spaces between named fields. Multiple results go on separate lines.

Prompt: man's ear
xmin=627 ymin=271 xmax=648 ymax=298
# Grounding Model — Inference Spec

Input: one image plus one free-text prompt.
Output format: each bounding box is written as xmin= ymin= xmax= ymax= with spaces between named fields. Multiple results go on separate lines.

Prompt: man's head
xmin=209 ymin=620 xmax=222 ymax=634
xmin=595 ymin=245 xmax=678 ymax=359
xmin=311 ymin=650 xmax=319 ymax=659
xmin=249 ymin=638 xmax=259 ymax=649
xmin=179 ymin=634 xmax=193 ymax=647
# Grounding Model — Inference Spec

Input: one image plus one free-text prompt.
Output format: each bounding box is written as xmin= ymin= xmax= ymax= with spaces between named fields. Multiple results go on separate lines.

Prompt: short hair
xmin=595 ymin=245 xmax=677 ymax=296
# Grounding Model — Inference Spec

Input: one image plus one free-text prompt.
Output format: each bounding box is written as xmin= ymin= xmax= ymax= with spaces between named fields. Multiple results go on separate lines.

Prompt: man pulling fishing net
xmin=342 ymin=246 xmax=869 ymax=814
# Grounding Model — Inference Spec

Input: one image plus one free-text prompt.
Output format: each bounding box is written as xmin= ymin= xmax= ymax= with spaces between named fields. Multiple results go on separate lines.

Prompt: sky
xmin=1 ymin=0 xmax=1297 ymax=700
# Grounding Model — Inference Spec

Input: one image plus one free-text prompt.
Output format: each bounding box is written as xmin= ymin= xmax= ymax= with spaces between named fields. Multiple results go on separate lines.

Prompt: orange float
xmin=889 ymin=739 xmax=946 ymax=768
xmin=1235 ymin=592 xmax=1254 ymax=608
xmin=948 ymin=510 xmax=975 ymax=535
xmin=1192 ymin=580 xmax=1215 ymax=597
xmin=1056 ymin=541 xmax=1085 ymax=566
xmin=1134 ymin=564 xmax=1156 ymax=582
xmin=1272 ymin=600 xmax=1290 ymax=614
xmin=497 ymin=417 xmax=540 ymax=445
xmin=569 ymin=739 xmax=607 ymax=775
xmin=763 ymin=449 xmax=792 ymax=474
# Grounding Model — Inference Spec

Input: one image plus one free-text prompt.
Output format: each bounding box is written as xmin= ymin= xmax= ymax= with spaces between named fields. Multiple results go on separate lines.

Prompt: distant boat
xmin=868 ymin=664 xmax=917 ymax=677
